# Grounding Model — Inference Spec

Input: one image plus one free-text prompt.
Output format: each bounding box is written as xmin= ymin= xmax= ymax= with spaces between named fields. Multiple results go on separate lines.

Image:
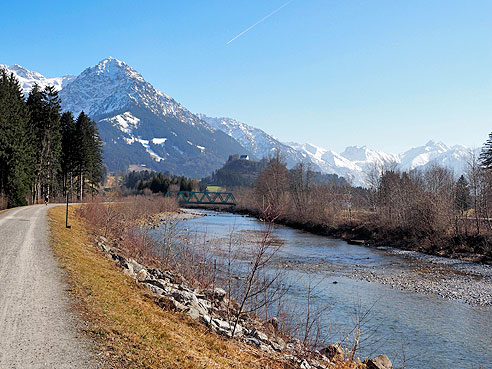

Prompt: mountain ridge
xmin=1 ymin=59 xmax=476 ymax=184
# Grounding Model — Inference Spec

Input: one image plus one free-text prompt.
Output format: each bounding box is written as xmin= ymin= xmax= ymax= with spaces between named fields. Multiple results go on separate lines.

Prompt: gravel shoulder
xmin=0 ymin=205 xmax=99 ymax=368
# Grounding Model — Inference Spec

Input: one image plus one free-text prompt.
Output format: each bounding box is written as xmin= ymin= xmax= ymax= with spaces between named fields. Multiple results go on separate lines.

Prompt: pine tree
xmin=455 ymin=175 xmax=471 ymax=213
xmin=74 ymin=112 xmax=104 ymax=200
xmin=0 ymin=71 xmax=34 ymax=207
xmin=480 ymin=132 xmax=492 ymax=171
xmin=60 ymin=111 xmax=77 ymax=196
xmin=27 ymin=85 xmax=63 ymax=202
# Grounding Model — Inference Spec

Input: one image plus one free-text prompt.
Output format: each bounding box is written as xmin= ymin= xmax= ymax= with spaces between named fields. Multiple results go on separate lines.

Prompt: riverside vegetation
xmin=50 ymin=196 xmax=394 ymax=368
xmin=223 ymin=150 xmax=492 ymax=265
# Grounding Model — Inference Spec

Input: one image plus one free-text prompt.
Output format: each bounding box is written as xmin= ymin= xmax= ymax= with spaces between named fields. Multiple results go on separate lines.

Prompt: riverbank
xmin=47 ymin=206 xmax=302 ymax=368
xmin=181 ymin=206 xmax=492 ymax=307
xmin=185 ymin=205 xmax=492 ymax=265
xmin=68 ymin=200 xmax=388 ymax=368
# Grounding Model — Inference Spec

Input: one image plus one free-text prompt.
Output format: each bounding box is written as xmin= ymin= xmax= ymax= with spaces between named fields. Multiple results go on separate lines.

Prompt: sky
xmin=1 ymin=0 xmax=491 ymax=153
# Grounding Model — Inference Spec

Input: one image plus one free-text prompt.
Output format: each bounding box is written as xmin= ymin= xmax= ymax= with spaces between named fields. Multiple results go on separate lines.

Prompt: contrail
xmin=226 ymin=0 xmax=294 ymax=45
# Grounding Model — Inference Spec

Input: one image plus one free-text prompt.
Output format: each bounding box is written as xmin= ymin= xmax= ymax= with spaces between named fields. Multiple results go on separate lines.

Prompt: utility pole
xmin=66 ymin=192 xmax=71 ymax=229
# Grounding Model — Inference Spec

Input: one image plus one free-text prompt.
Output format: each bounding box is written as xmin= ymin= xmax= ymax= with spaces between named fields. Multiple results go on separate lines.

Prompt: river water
xmin=167 ymin=210 xmax=492 ymax=368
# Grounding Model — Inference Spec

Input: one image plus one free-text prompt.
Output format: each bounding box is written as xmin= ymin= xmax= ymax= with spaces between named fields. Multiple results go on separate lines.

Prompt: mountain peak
xmin=0 ymin=63 xmax=74 ymax=95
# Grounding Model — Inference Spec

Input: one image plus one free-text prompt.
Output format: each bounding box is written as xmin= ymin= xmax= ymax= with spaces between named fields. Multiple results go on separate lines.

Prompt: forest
xmin=122 ymin=170 xmax=197 ymax=194
xmin=0 ymin=70 xmax=104 ymax=208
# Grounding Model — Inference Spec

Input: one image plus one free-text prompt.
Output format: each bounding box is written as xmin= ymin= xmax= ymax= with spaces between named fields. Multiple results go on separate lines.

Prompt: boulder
xmin=146 ymin=283 xmax=165 ymax=296
xmin=128 ymin=259 xmax=146 ymax=274
xmin=157 ymin=296 xmax=187 ymax=312
xmin=250 ymin=327 xmax=269 ymax=343
xmin=364 ymin=354 xmax=393 ymax=369
xmin=172 ymin=290 xmax=198 ymax=305
xmin=146 ymin=279 xmax=169 ymax=291
xmin=299 ymin=360 xmax=311 ymax=369
xmin=197 ymin=298 xmax=211 ymax=313
xmin=242 ymin=336 xmax=262 ymax=348
xmin=186 ymin=307 xmax=201 ymax=320
xmin=319 ymin=343 xmax=344 ymax=360
xmin=269 ymin=335 xmax=286 ymax=352
xmin=136 ymin=269 xmax=149 ymax=282
xmin=268 ymin=317 xmax=279 ymax=330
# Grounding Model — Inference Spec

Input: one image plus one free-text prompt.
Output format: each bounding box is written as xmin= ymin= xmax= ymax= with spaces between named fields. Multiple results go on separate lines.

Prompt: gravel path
xmin=0 ymin=205 xmax=99 ymax=369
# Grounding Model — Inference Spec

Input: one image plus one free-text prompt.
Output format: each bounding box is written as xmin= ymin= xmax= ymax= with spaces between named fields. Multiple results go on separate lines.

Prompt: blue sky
xmin=2 ymin=0 xmax=491 ymax=152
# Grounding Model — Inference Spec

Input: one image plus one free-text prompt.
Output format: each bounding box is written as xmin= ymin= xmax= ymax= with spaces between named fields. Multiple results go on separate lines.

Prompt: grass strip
xmin=49 ymin=205 xmax=286 ymax=369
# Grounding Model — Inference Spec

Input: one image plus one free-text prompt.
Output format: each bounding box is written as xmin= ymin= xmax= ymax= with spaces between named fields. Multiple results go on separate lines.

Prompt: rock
xmin=204 ymin=287 xmax=227 ymax=302
xmin=268 ymin=317 xmax=279 ymax=330
xmin=319 ymin=343 xmax=344 ymax=360
xmin=145 ymin=279 xmax=169 ymax=291
xmin=269 ymin=335 xmax=286 ymax=352
xmin=136 ymin=269 xmax=149 ymax=282
xmin=172 ymin=290 xmax=198 ymax=305
xmin=157 ymin=296 xmax=187 ymax=312
xmin=189 ymin=300 xmax=209 ymax=317
xmin=243 ymin=336 xmax=262 ymax=348
xmin=186 ymin=307 xmax=201 ymax=320
xmin=128 ymin=259 xmax=146 ymax=274
xmin=197 ymin=298 xmax=211 ymax=313
xmin=250 ymin=327 xmax=269 ymax=343
xmin=364 ymin=354 xmax=393 ymax=369
xmin=146 ymin=283 xmax=165 ymax=296
xmin=300 ymin=359 xmax=312 ymax=369
xmin=122 ymin=262 xmax=135 ymax=276
xmin=212 ymin=318 xmax=231 ymax=330
xmin=200 ymin=314 xmax=212 ymax=326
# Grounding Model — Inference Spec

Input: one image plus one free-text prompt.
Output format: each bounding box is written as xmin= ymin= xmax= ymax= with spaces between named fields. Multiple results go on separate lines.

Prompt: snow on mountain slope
xmin=2 ymin=58 xmax=475 ymax=182
xmin=287 ymin=142 xmax=365 ymax=184
xmin=0 ymin=64 xmax=75 ymax=95
xmin=197 ymin=114 xmax=313 ymax=168
xmin=288 ymin=140 xmax=475 ymax=186
xmin=58 ymin=57 xmax=254 ymax=177
xmin=60 ymin=57 xmax=210 ymax=132
xmin=3 ymin=58 xmax=252 ymax=177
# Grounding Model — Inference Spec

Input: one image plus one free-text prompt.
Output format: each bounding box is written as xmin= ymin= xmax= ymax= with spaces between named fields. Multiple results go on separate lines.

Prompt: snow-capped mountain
xmin=287 ymin=140 xmax=475 ymax=187
xmin=3 ymin=58 xmax=252 ymax=177
xmin=197 ymin=114 xmax=312 ymax=169
xmin=286 ymin=142 xmax=367 ymax=184
xmin=398 ymin=140 xmax=474 ymax=174
xmin=2 ymin=58 xmax=475 ymax=183
xmin=0 ymin=64 xmax=74 ymax=95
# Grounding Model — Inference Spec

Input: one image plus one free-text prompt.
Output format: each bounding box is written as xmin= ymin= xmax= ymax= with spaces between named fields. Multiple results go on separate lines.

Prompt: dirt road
xmin=0 ymin=205 xmax=98 ymax=368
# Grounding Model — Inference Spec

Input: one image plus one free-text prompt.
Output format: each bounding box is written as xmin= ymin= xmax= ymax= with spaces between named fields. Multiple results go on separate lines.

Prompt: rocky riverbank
xmin=277 ymin=247 xmax=492 ymax=307
xmin=94 ymin=235 xmax=393 ymax=369
xmin=188 ymin=205 xmax=492 ymax=265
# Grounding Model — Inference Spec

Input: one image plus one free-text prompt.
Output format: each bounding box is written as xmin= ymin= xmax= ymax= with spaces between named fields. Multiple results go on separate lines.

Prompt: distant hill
xmin=201 ymin=157 xmax=346 ymax=189
xmin=201 ymin=157 xmax=268 ymax=188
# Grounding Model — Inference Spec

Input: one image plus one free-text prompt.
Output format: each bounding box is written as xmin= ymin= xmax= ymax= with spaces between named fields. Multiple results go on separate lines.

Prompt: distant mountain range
xmin=286 ymin=141 xmax=475 ymax=186
xmin=0 ymin=58 xmax=476 ymax=185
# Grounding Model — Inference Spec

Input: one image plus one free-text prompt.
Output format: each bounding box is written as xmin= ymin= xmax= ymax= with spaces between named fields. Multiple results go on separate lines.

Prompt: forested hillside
xmin=0 ymin=70 xmax=104 ymax=208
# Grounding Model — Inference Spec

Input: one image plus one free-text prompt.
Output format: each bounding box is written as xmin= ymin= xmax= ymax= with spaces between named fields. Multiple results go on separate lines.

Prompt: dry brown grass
xmin=49 ymin=203 xmax=367 ymax=369
xmin=49 ymin=205 xmax=293 ymax=369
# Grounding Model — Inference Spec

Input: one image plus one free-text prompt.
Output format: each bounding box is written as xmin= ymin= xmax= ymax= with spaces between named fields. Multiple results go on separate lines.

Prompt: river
xmin=163 ymin=209 xmax=492 ymax=368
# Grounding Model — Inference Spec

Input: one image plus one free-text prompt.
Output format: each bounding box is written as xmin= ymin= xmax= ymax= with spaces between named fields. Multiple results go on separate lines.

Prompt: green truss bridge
xmin=164 ymin=191 xmax=237 ymax=206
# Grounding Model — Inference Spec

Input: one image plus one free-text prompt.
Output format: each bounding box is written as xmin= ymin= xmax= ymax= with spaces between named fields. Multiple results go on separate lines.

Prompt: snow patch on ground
xmin=152 ymin=138 xmax=167 ymax=145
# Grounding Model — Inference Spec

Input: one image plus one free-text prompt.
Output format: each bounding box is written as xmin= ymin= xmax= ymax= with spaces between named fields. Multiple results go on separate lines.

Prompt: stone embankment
xmin=94 ymin=236 xmax=393 ymax=369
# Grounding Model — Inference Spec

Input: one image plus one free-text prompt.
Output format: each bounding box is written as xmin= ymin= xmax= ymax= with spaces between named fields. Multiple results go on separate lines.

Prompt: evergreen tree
xmin=60 ymin=111 xmax=77 ymax=195
xmin=74 ymin=112 xmax=103 ymax=200
xmin=0 ymin=71 xmax=34 ymax=207
xmin=480 ymin=132 xmax=492 ymax=171
xmin=27 ymin=85 xmax=62 ymax=202
xmin=455 ymin=175 xmax=471 ymax=213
